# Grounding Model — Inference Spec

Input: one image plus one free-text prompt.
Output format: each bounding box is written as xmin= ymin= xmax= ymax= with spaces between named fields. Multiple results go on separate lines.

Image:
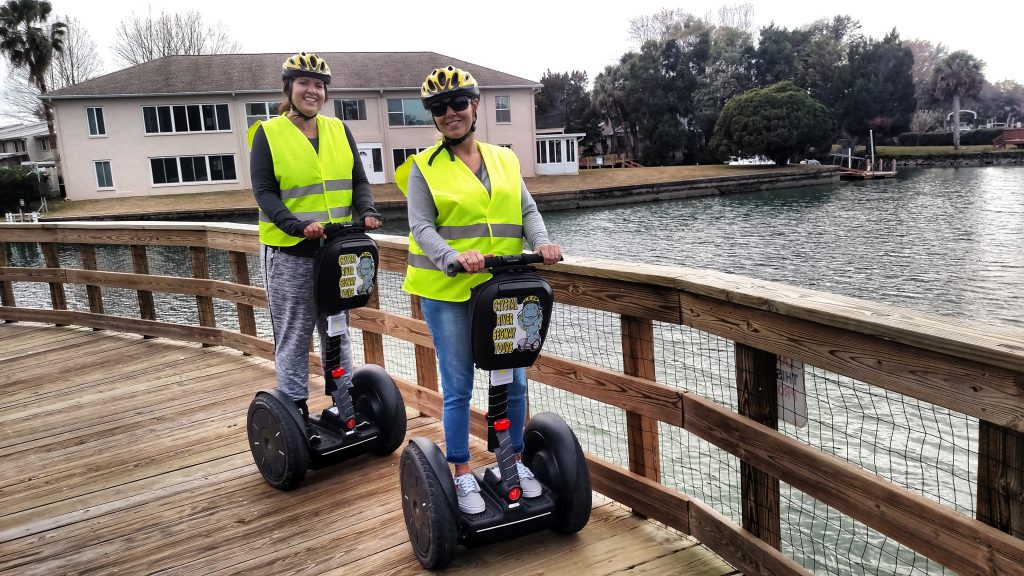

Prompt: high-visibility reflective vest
xmin=397 ymin=141 xmax=524 ymax=302
xmin=248 ymin=115 xmax=354 ymax=247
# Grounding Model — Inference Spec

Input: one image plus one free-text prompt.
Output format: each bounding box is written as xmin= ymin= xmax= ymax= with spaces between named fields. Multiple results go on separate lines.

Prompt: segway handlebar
xmin=447 ymin=252 xmax=561 ymax=275
xmin=322 ymin=221 xmax=365 ymax=239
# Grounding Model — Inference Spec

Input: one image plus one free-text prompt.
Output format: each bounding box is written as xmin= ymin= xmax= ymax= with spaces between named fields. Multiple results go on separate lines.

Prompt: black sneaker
xmin=294 ymin=400 xmax=321 ymax=444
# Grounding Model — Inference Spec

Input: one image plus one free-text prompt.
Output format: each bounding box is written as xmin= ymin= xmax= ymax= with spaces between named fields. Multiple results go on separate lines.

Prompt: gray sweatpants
xmin=261 ymin=245 xmax=354 ymax=402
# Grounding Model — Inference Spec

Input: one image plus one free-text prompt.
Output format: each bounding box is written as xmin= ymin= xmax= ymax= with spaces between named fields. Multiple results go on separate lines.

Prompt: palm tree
xmin=932 ymin=50 xmax=985 ymax=150
xmin=0 ymin=0 xmax=66 ymax=186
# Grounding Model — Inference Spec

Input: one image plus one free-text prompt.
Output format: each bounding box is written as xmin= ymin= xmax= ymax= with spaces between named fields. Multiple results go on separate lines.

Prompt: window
xmin=94 ymin=161 xmax=113 ymax=189
xmin=151 ymin=155 xmax=237 ymax=185
xmin=536 ymin=141 xmax=547 ymax=163
xmin=87 ymin=107 xmax=106 ymax=136
xmin=335 ymin=99 xmax=366 ymax=121
xmin=387 ymin=98 xmax=431 ymax=126
xmin=36 ymin=136 xmax=50 ymax=151
xmin=495 ymin=95 xmax=510 ymax=123
xmin=392 ymin=147 xmax=426 ymax=167
xmin=566 ymin=139 xmax=576 ymax=162
xmin=13 ymin=139 xmax=26 ymax=153
xmin=142 ymin=104 xmax=230 ymax=134
xmin=245 ymin=101 xmax=279 ymax=127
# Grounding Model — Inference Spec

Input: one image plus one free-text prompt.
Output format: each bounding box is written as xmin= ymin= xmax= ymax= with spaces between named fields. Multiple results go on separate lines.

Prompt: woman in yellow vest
xmin=249 ymin=52 xmax=382 ymax=442
xmin=397 ymin=65 xmax=562 ymax=514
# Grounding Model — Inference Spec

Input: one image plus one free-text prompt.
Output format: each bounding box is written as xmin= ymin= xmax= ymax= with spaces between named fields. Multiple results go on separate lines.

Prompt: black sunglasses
xmin=430 ymin=95 xmax=472 ymax=117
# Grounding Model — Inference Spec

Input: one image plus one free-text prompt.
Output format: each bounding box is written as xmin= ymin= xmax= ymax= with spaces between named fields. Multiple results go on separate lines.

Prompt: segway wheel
xmin=523 ymin=412 xmax=592 ymax=535
xmin=351 ymin=365 xmax=407 ymax=455
xmin=247 ymin=394 xmax=308 ymax=490
xmin=400 ymin=442 xmax=458 ymax=570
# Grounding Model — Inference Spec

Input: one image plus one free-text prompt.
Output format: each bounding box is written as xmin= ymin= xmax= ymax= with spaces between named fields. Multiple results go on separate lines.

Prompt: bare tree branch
xmin=111 ymin=7 xmax=241 ymax=68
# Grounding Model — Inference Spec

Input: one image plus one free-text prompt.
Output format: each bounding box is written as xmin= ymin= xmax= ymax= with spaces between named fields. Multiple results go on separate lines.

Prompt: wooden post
xmin=621 ymin=315 xmax=660 ymax=485
xmin=977 ymin=421 xmax=1024 ymax=539
xmin=41 ymin=242 xmax=67 ymax=326
xmin=190 ymin=246 xmax=215 ymax=346
xmin=735 ymin=343 xmax=781 ymax=549
xmin=228 ymin=251 xmax=258 ymax=348
xmin=0 ymin=242 xmax=16 ymax=319
xmin=362 ymin=290 xmax=385 ymax=367
xmin=80 ymin=244 xmax=104 ymax=329
xmin=410 ymin=295 xmax=438 ymax=392
xmin=130 ymin=245 xmax=156 ymax=336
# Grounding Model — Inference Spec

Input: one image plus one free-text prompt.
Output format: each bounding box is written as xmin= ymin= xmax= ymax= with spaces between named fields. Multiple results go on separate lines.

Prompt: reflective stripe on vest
xmin=252 ymin=115 xmax=354 ymax=247
xmin=401 ymin=141 xmax=524 ymax=302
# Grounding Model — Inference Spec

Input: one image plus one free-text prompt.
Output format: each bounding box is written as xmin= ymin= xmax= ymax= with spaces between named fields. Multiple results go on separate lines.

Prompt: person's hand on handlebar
xmin=455 ymin=249 xmax=492 ymax=274
xmin=303 ymin=221 xmax=325 ymax=239
xmin=535 ymin=243 xmax=562 ymax=265
xmin=363 ymin=215 xmax=383 ymax=230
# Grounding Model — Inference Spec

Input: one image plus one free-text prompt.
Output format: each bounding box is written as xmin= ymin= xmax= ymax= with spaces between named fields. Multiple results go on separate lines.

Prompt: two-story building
xmin=0 ymin=121 xmax=58 ymax=194
xmin=45 ymin=52 xmax=547 ymax=201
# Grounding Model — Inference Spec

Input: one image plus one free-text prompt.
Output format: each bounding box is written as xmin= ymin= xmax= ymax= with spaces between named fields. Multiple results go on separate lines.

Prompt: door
xmin=357 ymin=143 xmax=385 ymax=184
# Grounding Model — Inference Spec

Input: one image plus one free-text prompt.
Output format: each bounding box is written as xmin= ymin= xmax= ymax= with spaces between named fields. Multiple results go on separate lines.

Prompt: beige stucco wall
xmin=53 ymin=86 xmax=537 ymax=201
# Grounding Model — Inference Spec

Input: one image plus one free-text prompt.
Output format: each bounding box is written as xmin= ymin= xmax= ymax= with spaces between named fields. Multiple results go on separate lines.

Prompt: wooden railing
xmin=2 ymin=221 xmax=1023 ymax=576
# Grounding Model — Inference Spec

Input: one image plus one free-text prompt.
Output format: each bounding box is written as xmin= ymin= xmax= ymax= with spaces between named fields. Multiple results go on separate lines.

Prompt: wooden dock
xmin=0 ymin=323 xmax=737 ymax=575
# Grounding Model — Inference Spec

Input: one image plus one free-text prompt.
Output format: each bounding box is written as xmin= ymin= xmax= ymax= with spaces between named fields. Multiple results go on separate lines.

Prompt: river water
xmin=8 ymin=166 xmax=1022 ymax=575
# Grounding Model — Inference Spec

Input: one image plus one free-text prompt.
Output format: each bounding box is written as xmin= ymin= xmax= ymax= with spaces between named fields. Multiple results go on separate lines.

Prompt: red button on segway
xmin=508 ymin=486 xmax=521 ymax=501
xmin=494 ymin=418 xmax=510 ymax=431
xmin=346 ymin=418 xmax=356 ymax=430
xmin=331 ymin=367 xmax=345 ymax=378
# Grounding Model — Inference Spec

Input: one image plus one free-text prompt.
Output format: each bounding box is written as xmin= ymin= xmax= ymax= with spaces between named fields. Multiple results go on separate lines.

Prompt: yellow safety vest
xmin=397 ymin=141 xmax=524 ymax=302
xmin=248 ymin=115 xmax=354 ymax=247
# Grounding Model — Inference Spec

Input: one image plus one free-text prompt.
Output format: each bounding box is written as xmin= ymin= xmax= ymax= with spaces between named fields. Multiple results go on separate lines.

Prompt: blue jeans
xmin=420 ymin=297 xmax=527 ymax=465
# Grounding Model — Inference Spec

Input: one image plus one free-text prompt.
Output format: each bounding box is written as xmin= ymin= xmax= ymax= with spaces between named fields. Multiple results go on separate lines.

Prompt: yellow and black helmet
xmin=282 ymin=52 xmax=331 ymax=85
xmin=420 ymin=65 xmax=480 ymax=106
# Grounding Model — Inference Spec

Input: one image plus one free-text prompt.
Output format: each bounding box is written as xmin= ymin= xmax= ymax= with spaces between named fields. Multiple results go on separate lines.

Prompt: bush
xmin=0 ymin=165 xmax=36 ymax=213
xmin=895 ymin=128 xmax=1004 ymax=147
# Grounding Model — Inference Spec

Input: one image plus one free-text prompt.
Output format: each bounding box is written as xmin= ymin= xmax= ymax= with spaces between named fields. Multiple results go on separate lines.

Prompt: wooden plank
xmin=528 ymin=354 xmax=683 ymax=426
xmin=78 ymin=243 xmax=104 ymax=319
xmin=361 ymin=290 xmax=386 ymax=366
xmin=683 ymin=392 xmax=1024 ymax=576
xmin=0 ymin=242 xmax=15 ymax=310
xmin=672 ymin=267 xmax=1024 ymax=373
xmin=622 ymin=315 xmax=661 ymax=483
xmin=735 ymin=343 xmax=781 ymax=549
xmin=228 ymin=250 xmax=258 ymax=339
xmin=683 ymin=293 xmax=1024 ymax=430
xmin=410 ymin=295 xmax=438 ymax=392
xmin=41 ymin=243 xmax=67 ymax=324
xmin=689 ymin=498 xmax=809 ymax=576
xmin=543 ymin=268 xmax=682 ymax=323
xmin=190 ymin=247 xmax=216 ymax=347
xmin=130 ymin=244 xmax=156 ymax=326
xmin=977 ymin=422 xmax=1024 ymax=538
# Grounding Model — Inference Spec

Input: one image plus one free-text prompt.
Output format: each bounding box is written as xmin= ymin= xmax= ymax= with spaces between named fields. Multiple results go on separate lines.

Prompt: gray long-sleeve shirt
xmin=250 ymin=120 xmax=380 ymax=255
xmin=406 ymin=158 xmax=552 ymax=276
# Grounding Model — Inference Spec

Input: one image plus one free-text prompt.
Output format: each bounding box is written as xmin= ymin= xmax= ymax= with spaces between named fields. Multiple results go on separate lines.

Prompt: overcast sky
xmin=2 ymin=0 xmax=1022 ymax=123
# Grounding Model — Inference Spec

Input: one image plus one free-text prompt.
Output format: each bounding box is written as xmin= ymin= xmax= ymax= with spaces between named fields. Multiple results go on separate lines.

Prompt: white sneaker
xmin=494 ymin=462 xmax=543 ymax=498
xmin=454 ymin=473 xmax=486 ymax=514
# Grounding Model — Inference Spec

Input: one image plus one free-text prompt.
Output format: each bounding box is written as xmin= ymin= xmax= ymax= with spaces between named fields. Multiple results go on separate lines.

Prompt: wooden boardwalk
xmin=0 ymin=323 xmax=737 ymax=575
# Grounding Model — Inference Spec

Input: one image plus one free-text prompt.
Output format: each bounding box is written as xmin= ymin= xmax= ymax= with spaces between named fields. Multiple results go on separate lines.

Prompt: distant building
xmin=0 ymin=121 xmax=58 ymax=193
xmin=45 ymin=52 xmax=544 ymax=201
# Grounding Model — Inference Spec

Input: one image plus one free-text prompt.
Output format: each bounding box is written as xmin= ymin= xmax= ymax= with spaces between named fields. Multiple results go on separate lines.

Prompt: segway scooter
xmin=247 ymin=222 xmax=407 ymax=490
xmin=399 ymin=253 xmax=591 ymax=569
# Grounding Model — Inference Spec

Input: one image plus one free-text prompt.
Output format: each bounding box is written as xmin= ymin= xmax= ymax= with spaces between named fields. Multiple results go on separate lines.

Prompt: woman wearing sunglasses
xmin=396 ymin=65 xmax=562 ymax=514
xmin=248 ymin=52 xmax=383 ymax=442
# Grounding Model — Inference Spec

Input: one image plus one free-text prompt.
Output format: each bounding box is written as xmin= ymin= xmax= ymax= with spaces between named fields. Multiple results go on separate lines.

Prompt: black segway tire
xmin=523 ymin=412 xmax=592 ymax=535
xmin=400 ymin=440 xmax=458 ymax=570
xmin=351 ymin=364 xmax=407 ymax=455
xmin=247 ymin=393 xmax=309 ymax=490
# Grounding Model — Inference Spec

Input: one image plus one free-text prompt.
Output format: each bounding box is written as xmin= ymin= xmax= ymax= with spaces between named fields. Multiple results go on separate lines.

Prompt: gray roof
xmin=47 ymin=52 xmax=540 ymax=99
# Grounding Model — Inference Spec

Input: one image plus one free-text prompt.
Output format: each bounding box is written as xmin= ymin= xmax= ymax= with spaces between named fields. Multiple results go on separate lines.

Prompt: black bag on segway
xmin=468 ymin=269 xmax=553 ymax=371
xmin=314 ymin=225 xmax=379 ymax=316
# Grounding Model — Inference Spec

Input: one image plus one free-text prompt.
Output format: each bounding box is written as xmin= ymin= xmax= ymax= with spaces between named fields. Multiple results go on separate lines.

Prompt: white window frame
xmin=149 ymin=154 xmax=238 ymax=187
xmin=392 ymin=147 xmax=426 ymax=168
xmin=143 ymin=103 xmax=231 ymax=135
xmin=36 ymin=136 xmax=51 ymax=151
xmin=387 ymin=98 xmax=432 ymax=127
xmin=495 ymin=95 xmax=511 ymax=123
xmin=245 ymin=101 xmax=280 ymax=127
xmin=94 ymin=160 xmax=114 ymax=190
xmin=86 ymin=107 xmax=106 ymax=137
xmin=336 ymin=99 xmax=367 ymax=121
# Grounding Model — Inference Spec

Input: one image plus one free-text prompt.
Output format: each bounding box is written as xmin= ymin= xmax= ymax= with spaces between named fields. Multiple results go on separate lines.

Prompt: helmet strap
xmin=428 ymin=114 xmax=477 ymax=166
